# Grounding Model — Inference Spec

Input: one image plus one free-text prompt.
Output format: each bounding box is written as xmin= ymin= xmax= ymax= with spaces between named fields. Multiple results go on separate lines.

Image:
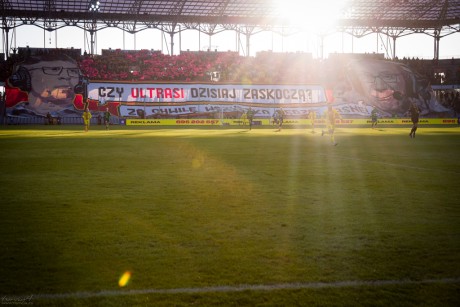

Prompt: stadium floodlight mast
xmin=86 ymin=1 xmax=101 ymax=55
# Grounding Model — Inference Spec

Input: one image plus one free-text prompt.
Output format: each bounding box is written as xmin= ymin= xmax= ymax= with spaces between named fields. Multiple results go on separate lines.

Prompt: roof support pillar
xmin=170 ymin=32 xmax=174 ymax=55
xmin=392 ymin=36 xmax=396 ymax=60
xmin=90 ymin=30 xmax=95 ymax=55
xmin=3 ymin=26 xmax=9 ymax=59
xmin=434 ymin=30 xmax=440 ymax=60
xmin=1 ymin=17 xmax=12 ymax=59
xmin=246 ymin=32 xmax=250 ymax=57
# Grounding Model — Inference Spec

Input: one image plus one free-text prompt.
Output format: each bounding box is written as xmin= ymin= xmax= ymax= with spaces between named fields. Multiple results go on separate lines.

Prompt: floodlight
xmin=89 ymin=0 xmax=100 ymax=12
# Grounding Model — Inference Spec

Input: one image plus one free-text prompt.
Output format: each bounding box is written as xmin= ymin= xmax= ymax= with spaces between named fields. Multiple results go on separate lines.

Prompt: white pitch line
xmin=28 ymin=277 xmax=460 ymax=300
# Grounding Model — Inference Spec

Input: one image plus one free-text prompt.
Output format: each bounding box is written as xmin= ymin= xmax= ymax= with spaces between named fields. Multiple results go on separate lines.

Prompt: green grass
xmin=1 ymin=125 xmax=460 ymax=306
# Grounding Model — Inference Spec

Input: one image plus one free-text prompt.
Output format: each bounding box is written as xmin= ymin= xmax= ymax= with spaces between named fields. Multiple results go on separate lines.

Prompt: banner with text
xmin=125 ymin=118 xmax=459 ymax=126
xmin=88 ymin=82 xmax=327 ymax=118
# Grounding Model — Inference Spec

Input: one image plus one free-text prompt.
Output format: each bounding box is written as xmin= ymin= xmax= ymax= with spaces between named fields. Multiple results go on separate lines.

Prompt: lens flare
xmin=118 ymin=271 xmax=131 ymax=287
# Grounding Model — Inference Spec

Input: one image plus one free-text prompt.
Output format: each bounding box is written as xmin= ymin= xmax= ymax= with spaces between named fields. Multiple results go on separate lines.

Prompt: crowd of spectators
xmin=79 ymin=49 xmax=216 ymax=82
xmin=76 ymin=49 xmax=460 ymax=86
xmin=1 ymin=47 xmax=459 ymax=87
xmin=398 ymin=56 xmax=460 ymax=86
xmin=75 ymin=49 xmax=323 ymax=84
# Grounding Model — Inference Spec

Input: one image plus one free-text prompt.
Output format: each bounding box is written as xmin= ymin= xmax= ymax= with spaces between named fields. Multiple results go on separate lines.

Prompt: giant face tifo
xmin=346 ymin=60 xmax=415 ymax=115
xmin=21 ymin=59 xmax=81 ymax=115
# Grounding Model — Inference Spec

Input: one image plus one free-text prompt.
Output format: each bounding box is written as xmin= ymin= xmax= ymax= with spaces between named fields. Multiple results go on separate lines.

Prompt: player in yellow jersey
xmin=240 ymin=111 xmax=247 ymax=126
xmin=308 ymin=110 xmax=317 ymax=133
xmin=322 ymin=105 xmax=341 ymax=145
xmin=82 ymin=108 xmax=92 ymax=132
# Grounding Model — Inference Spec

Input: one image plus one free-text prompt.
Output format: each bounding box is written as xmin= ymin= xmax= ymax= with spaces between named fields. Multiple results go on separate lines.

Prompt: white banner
xmin=88 ymin=82 xmax=327 ymax=104
xmin=117 ymin=103 xmax=377 ymax=118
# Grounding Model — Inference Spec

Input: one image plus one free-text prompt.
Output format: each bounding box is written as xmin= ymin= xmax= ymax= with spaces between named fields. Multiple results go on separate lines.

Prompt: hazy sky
xmin=4 ymin=24 xmax=460 ymax=60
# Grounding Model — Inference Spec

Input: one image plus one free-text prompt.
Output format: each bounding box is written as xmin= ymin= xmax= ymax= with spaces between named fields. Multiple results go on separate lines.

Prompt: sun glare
xmin=275 ymin=0 xmax=349 ymax=32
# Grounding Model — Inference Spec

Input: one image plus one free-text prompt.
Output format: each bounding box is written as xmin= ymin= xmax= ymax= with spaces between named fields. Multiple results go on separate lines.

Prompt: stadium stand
xmin=2 ymin=47 xmax=459 ymax=87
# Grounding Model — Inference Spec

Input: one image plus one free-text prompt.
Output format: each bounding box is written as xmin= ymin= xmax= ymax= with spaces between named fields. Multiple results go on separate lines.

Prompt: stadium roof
xmin=2 ymin=0 xmax=460 ymax=29
xmin=1 ymin=0 xmax=460 ymax=58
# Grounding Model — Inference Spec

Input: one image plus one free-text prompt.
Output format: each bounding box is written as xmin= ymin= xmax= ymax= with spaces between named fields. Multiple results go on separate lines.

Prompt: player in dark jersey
xmin=371 ymin=107 xmax=378 ymax=129
xmin=409 ymin=101 xmax=420 ymax=138
xmin=276 ymin=107 xmax=286 ymax=131
xmin=103 ymin=107 xmax=110 ymax=130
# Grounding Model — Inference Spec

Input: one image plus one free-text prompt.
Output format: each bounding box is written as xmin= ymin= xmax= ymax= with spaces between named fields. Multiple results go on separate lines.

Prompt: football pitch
xmin=1 ymin=125 xmax=459 ymax=306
